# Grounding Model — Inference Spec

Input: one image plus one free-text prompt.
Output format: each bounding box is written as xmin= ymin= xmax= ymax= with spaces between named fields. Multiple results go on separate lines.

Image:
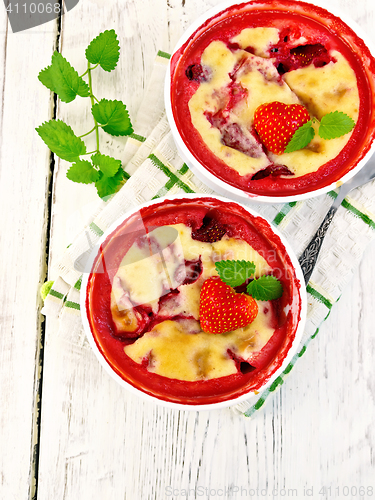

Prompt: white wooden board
xmin=0 ymin=11 xmax=59 ymax=500
xmin=0 ymin=0 xmax=374 ymax=499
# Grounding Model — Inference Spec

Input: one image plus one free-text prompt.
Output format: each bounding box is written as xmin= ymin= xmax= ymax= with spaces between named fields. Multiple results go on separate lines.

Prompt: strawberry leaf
xmin=318 ymin=111 xmax=355 ymax=140
xmin=284 ymin=120 xmax=315 ymax=153
xmin=215 ymin=260 xmax=256 ymax=287
xmin=246 ymin=275 xmax=283 ymax=301
xmin=85 ymin=29 xmax=120 ymax=72
xmin=67 ymin=160 xmax=100 ymax=184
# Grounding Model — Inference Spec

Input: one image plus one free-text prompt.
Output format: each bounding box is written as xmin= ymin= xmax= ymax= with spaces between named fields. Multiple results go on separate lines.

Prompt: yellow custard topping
xmin=188 ymin=27 xmax=359 ymax=178
xmin=110 ymin=223 xmax=275 ymax=381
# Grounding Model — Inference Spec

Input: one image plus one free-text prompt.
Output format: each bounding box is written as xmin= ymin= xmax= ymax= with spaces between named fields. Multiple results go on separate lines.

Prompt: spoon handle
xmin=298 ymin=206 xmax=337 ymax=284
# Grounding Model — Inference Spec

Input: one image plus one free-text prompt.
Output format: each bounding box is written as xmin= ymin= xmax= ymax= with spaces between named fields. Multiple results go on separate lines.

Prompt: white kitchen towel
xmin=42 ymin=50 xmax=375 ymax=417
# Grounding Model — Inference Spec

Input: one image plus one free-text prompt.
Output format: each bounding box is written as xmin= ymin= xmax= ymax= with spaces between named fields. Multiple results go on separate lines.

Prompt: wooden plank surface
xmin=41 ymin=0 xmax=375 ymax=498
xmin=40 ymin=0 xmax=375 ymax=497
xmin=1 ymin=0 xmax=374 ymax=498
xmin=0 ymin=10 xmax=58 ymax=500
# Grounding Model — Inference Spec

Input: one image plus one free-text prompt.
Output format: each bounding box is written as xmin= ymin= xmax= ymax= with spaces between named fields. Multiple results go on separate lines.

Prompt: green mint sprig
xmin=246 ymin=275 xmax=283 ymax=301
xmin=36 ymin=30 xmax=133 ymax=200
xmin=215 ymin=259 xmax=283 ymax=301
xmin=215 ymin=260 xmax=256 ymax=287
xmin=284 ymin=111 xmax=355 ymax=154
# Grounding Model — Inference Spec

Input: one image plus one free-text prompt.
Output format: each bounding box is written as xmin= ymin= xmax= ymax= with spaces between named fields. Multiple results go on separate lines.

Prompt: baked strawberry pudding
xmin=83 ymin=196 xmax=305 ymax=406
xmin=167 ymin=0 xmax=375 ymax=199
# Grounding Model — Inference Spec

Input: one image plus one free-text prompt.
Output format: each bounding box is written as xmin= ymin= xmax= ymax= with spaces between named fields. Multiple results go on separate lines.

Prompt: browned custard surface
xmin=170 ymin=0 xmax=375 ymax=197
xmin=86 ymin=197 xmax=302 ymax=404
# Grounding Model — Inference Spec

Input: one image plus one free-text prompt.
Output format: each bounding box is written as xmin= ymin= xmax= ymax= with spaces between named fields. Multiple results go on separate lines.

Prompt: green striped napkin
xmin=42 ymin=50 xmax=375 ymax=416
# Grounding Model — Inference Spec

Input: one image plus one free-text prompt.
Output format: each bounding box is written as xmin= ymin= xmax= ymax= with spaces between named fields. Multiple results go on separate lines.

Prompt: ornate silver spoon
xmin=299 ymin=156 xmax=375 ymax=284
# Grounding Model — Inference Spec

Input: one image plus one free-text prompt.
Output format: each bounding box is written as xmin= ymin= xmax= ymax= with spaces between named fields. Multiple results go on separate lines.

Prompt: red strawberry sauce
xmin=170 ymin=0 xmax=375 ymax=198
xmin=86 ymin=197 xmax=303 ymax=405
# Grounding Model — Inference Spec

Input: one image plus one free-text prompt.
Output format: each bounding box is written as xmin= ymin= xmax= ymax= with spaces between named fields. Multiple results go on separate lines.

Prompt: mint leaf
xmin=38 ymin=51 xmax=90 ymax=103
xmin=215 ymin=260 xmax=256 ymax=287
xmin=40 ymin=280 xmax=54 ymax=301
xmin=92 ymin=99 xmax=133 ymax=136
xmin=67 ymin=160 xmax=100 ymax=184
xmin=318 ymin=111 xmax=355 ymax=140
xmin=85 ymin=29 xmax=120 ymax=72
xmin=91 ymin=153 xmax=121 ymax=177
xmin=284 ymin=120 xmax=315 ymax=153
xmin=36 ymin=120 xmax=86 ymax=162
xmin=95 ymin=168 xmax=125 ymax=199
xmin=36 ymin=30 xmax=132 ymax=201
xmin=246 ymin=275 xmax=283 ymax=301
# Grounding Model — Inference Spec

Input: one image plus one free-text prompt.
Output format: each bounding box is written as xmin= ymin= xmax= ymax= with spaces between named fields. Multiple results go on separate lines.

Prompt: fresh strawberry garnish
xmin=253 ymin=101 xmax=310 ymax=155
xmin=199 ymin=276 xmax=258 ymax=334
xmin=191 ymin=211 xmax=226 ymax=243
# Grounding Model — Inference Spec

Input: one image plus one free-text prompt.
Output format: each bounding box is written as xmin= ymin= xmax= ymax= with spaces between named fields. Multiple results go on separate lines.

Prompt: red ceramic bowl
xmin=165 ymin=0 xmax=375 ymax=202
xmin=81 ymin=195 xmax=306 ymax=409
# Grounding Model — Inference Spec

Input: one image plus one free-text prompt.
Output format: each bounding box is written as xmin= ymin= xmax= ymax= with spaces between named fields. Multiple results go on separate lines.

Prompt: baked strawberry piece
xmin=169 ymin=0 xmax=375 ymax=198
xmin=85 ymin=197 xmax=303 ymax=405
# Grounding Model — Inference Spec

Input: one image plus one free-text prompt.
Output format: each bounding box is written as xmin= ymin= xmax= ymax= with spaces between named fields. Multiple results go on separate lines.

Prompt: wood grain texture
xmin=41 ymin=0 xmax=375 ymax=497
xmin=1 ymin=0 xmax=374 ymax=499
xmin=0 ymin=12 xmax=58 ymax=500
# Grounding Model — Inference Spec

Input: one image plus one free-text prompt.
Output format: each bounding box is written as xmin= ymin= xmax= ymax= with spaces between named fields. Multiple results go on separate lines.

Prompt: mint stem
xmin=79 ymin=62 xmax=99 ymax=78
xmin=87 ymin=61 xmax=100 ymax=154
xmin=80 ymin=150 xmax=98 ymax=155
xmin=78 ymin=126 xmax=96 ymax=138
